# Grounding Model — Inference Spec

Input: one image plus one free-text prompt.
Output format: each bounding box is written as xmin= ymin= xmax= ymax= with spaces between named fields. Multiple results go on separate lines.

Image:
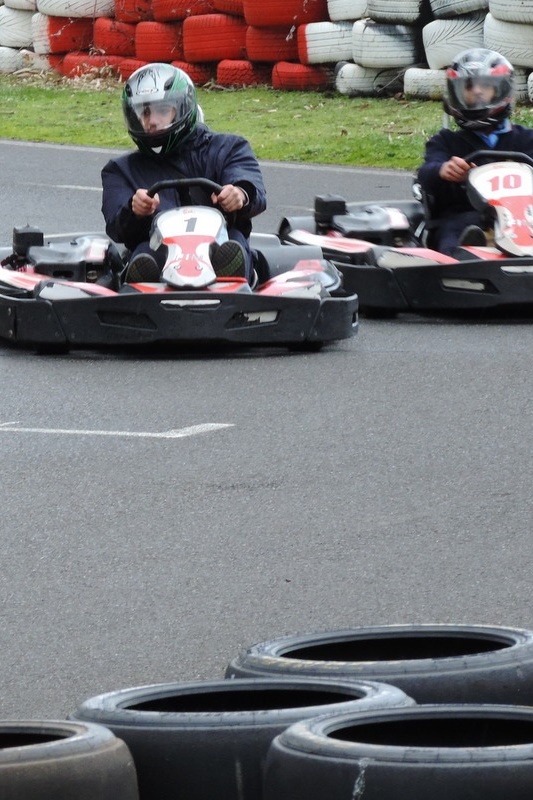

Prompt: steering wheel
xmin=147 ymin=177 xmax=223 ymax=202
xmin=464 ymin=150 xmax=533 ymax=168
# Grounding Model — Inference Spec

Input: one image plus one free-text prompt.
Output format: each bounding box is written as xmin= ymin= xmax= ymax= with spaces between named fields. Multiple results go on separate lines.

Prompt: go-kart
xmin=279 ymin=151 xmax=533 ymax=316
xmin=0 ymin=178 xmax=358 ymax=353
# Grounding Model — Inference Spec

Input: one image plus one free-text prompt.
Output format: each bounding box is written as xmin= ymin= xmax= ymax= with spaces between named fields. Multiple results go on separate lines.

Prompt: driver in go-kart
xmin=101 ymin=63 xmax=266 ymax=283
xmin=416 ymin=48 xmax=533 ymax=255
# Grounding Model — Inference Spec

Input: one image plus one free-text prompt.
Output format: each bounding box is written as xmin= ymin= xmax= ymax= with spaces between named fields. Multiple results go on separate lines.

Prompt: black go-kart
xmin=279 ymin=152 xmax=533 ymax=317
xmin=0 ymin=178 xmax=358 ymax=354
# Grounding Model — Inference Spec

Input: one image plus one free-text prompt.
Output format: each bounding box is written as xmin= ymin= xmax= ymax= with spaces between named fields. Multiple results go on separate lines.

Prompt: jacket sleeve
xmin=101 ymin=159 xmax=152 ymax=249
xmin=212 ymin=134 xmax=267 ymax=221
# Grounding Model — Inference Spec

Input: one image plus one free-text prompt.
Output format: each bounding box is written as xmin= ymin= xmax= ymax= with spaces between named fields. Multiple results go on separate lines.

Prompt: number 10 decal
xmin=489 ymin=173 xmax=523 ymax=192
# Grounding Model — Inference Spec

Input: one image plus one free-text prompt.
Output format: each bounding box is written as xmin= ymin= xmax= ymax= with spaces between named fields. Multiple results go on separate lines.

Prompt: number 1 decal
xmin=185 ymin=217 xmax=197 ymax=232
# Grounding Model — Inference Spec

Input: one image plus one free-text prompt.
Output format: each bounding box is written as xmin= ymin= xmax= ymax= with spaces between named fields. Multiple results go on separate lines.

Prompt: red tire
xmin=135 ymin=20 xmax=183 ymax=61
xmin=217 ymin=58 xmax=271 ymax=85
xmin=171 ymin=59 xmax=215 ymax=83
xmin=272 ymin=60 xmax=333 ymax=89
xmin=243 ymin=0 xmax=328 ymax=26
xmin=32 ymin=13 xmax=93 ymax=55
xmin=212 ymin=0 xmax=244 ymax=14
xmin=246 ymin=25 xmax=298 ymax=62
xmin=57 ymin=51 xmax=124 ymax=77
xmin=183 ymin=13 xmax=247 ymax=62
xmin=152 ymin=0 xmax=214 ymax=21
xmin=114 ymin=0 xmax=152 ymax=24
xmin=116 ymin=57 xmax=148 ymax=79
xmin=94 ymin=17 xmax=136 ymax=56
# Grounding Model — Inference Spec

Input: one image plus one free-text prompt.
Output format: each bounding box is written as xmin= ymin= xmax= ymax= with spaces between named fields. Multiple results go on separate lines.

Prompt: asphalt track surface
xmin=1 ymin=140 xmax=533 ymax=721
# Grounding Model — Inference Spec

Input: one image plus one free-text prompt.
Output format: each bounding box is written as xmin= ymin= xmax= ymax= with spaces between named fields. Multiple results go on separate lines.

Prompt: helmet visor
xmin=448 ymin=74 xmax=513 ymax=114
xmin=130 ymin=101 xmax=177 ymax=134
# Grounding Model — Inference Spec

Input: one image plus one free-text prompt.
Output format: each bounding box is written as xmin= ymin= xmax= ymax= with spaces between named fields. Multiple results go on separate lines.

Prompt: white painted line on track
xmin=0 ymin=422 xmax=234 ymax=439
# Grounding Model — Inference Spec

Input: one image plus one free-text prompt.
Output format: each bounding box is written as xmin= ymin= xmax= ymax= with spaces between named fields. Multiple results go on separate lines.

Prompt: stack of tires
xmin=57 ymin=622 xmax=533 ymax=800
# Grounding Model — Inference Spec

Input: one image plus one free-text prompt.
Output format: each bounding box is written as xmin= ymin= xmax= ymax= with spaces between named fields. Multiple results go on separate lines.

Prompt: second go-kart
xmin=0 ymin=178 xmax=358 ymax=353
xmin=279 ymin=152 xmax=533 ymax=316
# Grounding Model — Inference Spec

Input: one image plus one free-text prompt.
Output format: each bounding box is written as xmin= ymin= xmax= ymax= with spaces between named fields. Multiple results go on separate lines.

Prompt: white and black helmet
xmin=444 ymin=48 xmax=514 ymax=131
xmin=123 ymin=63 xmax=198 ymax=156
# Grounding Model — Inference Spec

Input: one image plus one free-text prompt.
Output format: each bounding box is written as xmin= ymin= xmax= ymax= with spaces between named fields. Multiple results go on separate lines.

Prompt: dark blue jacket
xmin=101 ymin=124 xmax=267 ymax=251
xmin=417 ymin=124 xmax=533 ymax=219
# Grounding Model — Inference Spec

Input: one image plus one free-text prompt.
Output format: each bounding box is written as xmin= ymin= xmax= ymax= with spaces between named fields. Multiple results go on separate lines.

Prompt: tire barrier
xmin=403 ymin=65 xmax=447 ymax=99
xmin=429 ymin=0 xmax=488 ymax=17
xmin=225 ymin=624 xmax=533 ymax=704
xmin=335 ymin=61 xmax=404 ymax=96
xmin=422 ymin=11 xmax=485 ymax=69
xmin=36 ymin=0 xmax=114 ymax=18
xmin=263 ymin=705 xmax=533 ymax=800
xmin=114 ymin=0 xmax=152 ymax=24
xmin=31 ymin=13 xmax=93 ymax=54
xmin=152 ymin=0 xmax=214 ymax=22
xmin=367 ymin=0 xmax=426 ymax=24
xmin=171 ymin=58 xmax=215 ymax=84
xmin=0 ymin=6 xmax=32 ymax=48
xmin=484 ymin=12 xmax=533 ymax=68
xmin=134 ymin=20 xmax=183 ymax=62
xmin=352 ymin=19 xmax=420 ymax=69
xmin=327 ymin=0 xmax=367 ymax=20
xmin=0 ymin=720 xmax=139 ymax=800
xmin=297 ymin=21 xmax=353 ymax=65
xmin=0 ymin=44 xmax=23 ymax=69
xmin=71 ymin=677 xmax=414 ymax=800
xmin=217 ymin=57 xmax=272 ymax=85
xmin=212 ymin=0 xmax=244 ymax=13
xmin=489 ymin=0 xmax=533 ymax=23
xmin=183 ymin=12 xmax=247 ymax=62
xmin=272 ymin=60 xmax=334 ymax=89
xmin=94 ymin=17 xmax=136 ymax=57
xmin=243 ymin=0 xmax=329 ymax=27
xmin=245 ymin=25 xmax=299 ymax=63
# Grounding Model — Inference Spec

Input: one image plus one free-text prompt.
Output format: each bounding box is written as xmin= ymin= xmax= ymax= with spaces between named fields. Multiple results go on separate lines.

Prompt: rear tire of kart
xmin=422 ymin=12 xmax=485 ymax=69
xmin=0 ymin=720 xmax=139 ymax=799
xmin=183 ymin=13 xmax=247 ymax=62
xmin=351 ymin=19 xmax=419 ymax=69
xmin=264 ymin=705 xmax=533 ymax=800
xmin=71 ymin=678 xmax=414 ymax=800
xmin=225 ymin=624 xmax=533 ymax=704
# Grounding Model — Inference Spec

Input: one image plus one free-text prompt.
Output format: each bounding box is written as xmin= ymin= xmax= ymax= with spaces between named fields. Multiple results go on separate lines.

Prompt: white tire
xmin=352 ymin=18 xmax=419 ymax=68
xmin=36 ymin=0 xmax=114 ymax=17
xmin=422 ymin=12 xmax=485 ymax=69
xmin=19 ymin=46 xmax=52 ymax=68
xmin=429 ymin=0 xmax=487 ymax=18
xmin=335 ymin=61 xmax=404 ymax=94
xmin=298 ymin=21 xmax=354 ymax=64
xmin=368 ymin=0 xmax=425 ymax=24
xmin=513 ymin=67 xmax=529 ymax=103
xmin=484 ymin=12 xmax=533 ymax=67
xmin=489 ymin=0 xmax=533 ymax=23
xmin=403 ymin=65 xmax=446 ymax=98
xmin=0 ymin=43 xmax=23 ymax=69
xmin=5 ymin=0 xmax=36 ymax=10
xmin=528 ymin=70 xmax=533 ymax=103
xmin=327 ymin=0 xmax=367 ymax=21
xmin=0 ymin=5 xmax=32 ymax=46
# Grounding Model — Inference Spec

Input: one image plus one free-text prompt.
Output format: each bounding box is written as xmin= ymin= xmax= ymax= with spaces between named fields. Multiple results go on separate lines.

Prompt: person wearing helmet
xmin=416 ymin=48 xmax=533 ymax=254
xmin=101 ymin=63 xmax=266 ymax=283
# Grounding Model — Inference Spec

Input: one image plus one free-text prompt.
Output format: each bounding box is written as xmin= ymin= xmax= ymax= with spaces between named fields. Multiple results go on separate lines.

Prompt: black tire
xmin=0 ymin=720 xmax=138 ymax=800
xmin=264 ymin=705 xmax=533 ymax=800
xmin=71 ymin=678 xmax=414 ymax=800
xmin=225 ymin=624 xmax=533 ymax=704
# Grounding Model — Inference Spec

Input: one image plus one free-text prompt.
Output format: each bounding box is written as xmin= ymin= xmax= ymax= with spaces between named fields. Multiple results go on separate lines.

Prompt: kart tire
xmin=216 ymin=58 xmax=272 ymax=86
xmin=327 ymin=0 xmax=367 ymax=20
xmin=429 ymin=0 xmax=488 ymax=18
xmin=264 ymin=705 xmax=533 ymax=800
xmin=422 ymin=12 xmax=485 ymax=70
xmin=335 ymin=61 xmax=403 ymax=96
xmin=272 ymin=61 xmax=334 ymax=90
xmin=367 ymin=0 xmax=426 ymax=24
xmin=0 ymin=44 xmax=23 ymax=71
xmin=32 ymin=13 xmax=93 ymax=54
xmin=483 ymin=13 xmax=533 ymax=68
xmin=488 ymin=0 xmax=533 ymax=23
xmin=212 ymin=0 xmax=244 ymax=14
xmin=297 ymin=21 xmax=353 ymax=65
xmin=403 ymin=66 xmax=446 ymax=99
xmin=71 ymin=678 xmax=414 ymax=800
xmin=183 ymin=13 xmax=247 ymax=62
xmin=36 ymin=0 xmax=114 ymax=17
xmin=225 ymin=624 xmax=533 ymax=704
xmin=93 ymin=17 xmax=136 ymax=56
xmin=0 ymin=720 xmax=139 ymax=800
xmin=152 ymin=0 xmax=214 ymax=21
xmin=135 ymin=21 xmax=183 ymax=62
xmin=0 ymin=7 xmax=32 ymax=48
xmin=351 ymin=19 xmax=419 ymax=69
xmin=114 ymin=0 xmax=152 ymax=24
xmin=246 ymin=26 xmax=299 ymax=62
xmin=171 ymin=59 xmax=215 ymax=84
xmin=243 ymin=0 xmax=329 ymax=27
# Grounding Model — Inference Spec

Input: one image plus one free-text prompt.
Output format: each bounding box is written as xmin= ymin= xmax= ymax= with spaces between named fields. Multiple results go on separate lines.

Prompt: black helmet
xmin=123 ymin=63 xmax=198 ymax=156
xmin=444 ymin=48 xmax=514 ymax=131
